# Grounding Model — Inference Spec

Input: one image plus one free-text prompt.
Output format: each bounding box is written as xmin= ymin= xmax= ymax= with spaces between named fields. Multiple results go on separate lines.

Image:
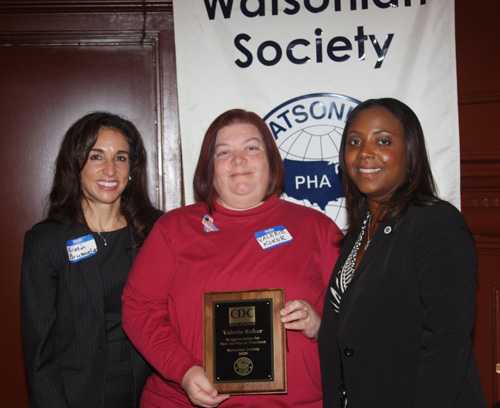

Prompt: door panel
xmin=0 ymin=6 xmax=179 ymax=405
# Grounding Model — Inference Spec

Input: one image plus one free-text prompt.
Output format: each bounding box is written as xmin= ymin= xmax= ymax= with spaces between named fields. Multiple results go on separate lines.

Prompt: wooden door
xmin=456 ymin=0 xmax=500 ymax=406
xmin=0 ymin=3 xmax=180 ymax=406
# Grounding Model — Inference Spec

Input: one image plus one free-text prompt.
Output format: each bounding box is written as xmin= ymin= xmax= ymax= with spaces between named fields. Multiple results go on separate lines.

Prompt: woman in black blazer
xmin=21 ymin=112 xmax=162 ymax=408
xmin=318 ymin=98 xmax=486 ymax=407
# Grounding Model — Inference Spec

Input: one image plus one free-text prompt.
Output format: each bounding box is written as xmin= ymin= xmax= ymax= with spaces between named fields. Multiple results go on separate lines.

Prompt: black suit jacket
xmin=318 ymin=201 xmax=486 ymax=408
xmin=21 ymin=220 xmax=156 ymax=408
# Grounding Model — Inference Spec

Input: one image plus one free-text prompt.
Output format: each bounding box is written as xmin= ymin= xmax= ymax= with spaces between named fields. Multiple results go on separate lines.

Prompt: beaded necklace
xmin=330 ymin=211 xmax=371 ymax=313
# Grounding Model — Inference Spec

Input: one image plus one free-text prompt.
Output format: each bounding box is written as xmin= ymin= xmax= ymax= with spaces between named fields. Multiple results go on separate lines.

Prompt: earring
xmin=128 ymin=176 xmax=132 ymax=181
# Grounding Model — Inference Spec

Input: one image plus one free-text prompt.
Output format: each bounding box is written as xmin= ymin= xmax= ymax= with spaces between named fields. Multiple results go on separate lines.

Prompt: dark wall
xmin=0 ymin=0 xmax=499 ymax=406
xmin=456 ymin=1 xmax=500 ymax=405
xmin=0 ymin=2 xmax=180 ymax=406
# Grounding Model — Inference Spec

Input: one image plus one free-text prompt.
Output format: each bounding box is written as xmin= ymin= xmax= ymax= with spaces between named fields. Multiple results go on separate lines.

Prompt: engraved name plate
xmin=204 ymin=289 xmax=287 ymax=394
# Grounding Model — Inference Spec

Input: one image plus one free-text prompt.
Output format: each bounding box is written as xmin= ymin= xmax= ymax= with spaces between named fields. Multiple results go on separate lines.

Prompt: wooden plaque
xmin=204 ymin=289 xmax=287 ymax=395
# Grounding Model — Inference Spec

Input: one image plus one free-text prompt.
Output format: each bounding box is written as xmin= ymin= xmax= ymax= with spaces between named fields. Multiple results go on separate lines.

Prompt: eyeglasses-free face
xmin=344 ymin=106 xmax=407 ymax=213
xmin=213 ymin=122 xmax=270 ymax=211
xmin=80 ymin=127 xmax=130 ymax=208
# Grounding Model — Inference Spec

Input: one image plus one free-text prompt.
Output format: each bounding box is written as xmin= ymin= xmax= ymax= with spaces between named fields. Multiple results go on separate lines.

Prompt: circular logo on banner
xmin=264 ymin=93 xmax=360 ymax=231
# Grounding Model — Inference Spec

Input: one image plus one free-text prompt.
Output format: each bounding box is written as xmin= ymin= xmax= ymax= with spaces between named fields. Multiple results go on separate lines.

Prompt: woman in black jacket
xmin=318 ymin=98 xmax=486 ymax=407
xmin=21 ymin=112 xmax=162 ymax=408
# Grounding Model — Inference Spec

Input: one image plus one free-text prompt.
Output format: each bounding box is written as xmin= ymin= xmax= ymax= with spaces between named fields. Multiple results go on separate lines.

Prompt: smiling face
xmin=344 ymin=106 xmax=407 ymax=212
xmin=80 ymin=127 xmax=130 ymax=209
xmin=213 ymin=122 xmax=270 ymax=210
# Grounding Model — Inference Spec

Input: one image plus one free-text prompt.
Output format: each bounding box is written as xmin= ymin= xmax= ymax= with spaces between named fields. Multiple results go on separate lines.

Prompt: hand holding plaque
xmin=204 ymin=289 xmax=287 ymax=395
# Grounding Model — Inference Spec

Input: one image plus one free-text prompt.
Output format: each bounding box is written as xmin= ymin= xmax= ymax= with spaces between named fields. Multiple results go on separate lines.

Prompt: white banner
xmin=173 ymin=0 xmax=459 ymax=231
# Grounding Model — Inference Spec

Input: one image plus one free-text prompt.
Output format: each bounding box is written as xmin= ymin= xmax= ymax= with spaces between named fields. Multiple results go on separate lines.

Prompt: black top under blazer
xmin=318 ymin=201 xmax=486 ymax=408
xmin=21 ymin=219 xmax=159 ymax=408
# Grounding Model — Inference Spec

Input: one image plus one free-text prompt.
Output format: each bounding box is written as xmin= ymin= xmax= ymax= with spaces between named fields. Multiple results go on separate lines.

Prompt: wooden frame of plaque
xmin=204 ymin=289 xmax=287 ymax=395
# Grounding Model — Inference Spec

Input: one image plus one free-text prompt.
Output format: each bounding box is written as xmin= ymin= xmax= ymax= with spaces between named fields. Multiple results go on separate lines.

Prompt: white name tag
xmin=66 ymin=234 xmax=97 ymax=263
xmin=255 ymin=225 xmax=293 ymax=250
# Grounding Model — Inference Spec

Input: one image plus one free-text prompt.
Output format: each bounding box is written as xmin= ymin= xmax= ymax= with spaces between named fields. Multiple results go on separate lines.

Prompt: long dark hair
xmin=47 ymin=111 xmax=159 ymax=244
xmin=193 ymin=108 xmax=283 ymax=209
xmin=340 ymin=98 xmax=438 ymax=234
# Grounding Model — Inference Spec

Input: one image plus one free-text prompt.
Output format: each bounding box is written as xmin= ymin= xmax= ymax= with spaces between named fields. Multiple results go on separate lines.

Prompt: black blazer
xmin=318 ymin=201 xmax=486 ymax=408
xmin=21 ymin=220 xmax=157 ymax=408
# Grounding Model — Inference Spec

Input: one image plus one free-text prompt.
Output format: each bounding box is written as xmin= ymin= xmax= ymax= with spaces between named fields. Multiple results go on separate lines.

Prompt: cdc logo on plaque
xmin=264 ymin=93 xmax=360 ymax=232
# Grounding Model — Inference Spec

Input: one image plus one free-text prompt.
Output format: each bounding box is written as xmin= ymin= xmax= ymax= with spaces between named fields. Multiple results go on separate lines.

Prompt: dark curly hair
xmin=47 ymin=111 xmax=160 ymax=244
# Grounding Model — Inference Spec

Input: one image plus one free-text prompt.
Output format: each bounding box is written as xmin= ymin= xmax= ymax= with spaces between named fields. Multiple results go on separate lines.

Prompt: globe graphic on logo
xmin=277 ymin=124 xmax=348 ymax=231
xmin=277 ymin=124 xmax=342 ymax=161
xmin=264 ymin=92 xmax=360 ymax=232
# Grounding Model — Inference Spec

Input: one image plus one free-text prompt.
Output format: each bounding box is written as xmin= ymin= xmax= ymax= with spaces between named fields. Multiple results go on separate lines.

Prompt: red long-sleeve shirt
xmin=123 ymin=196 xmax=342 ymax=407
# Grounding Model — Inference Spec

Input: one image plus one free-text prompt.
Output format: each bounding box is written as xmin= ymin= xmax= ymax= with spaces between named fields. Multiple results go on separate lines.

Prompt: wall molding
xmin=0 ymin=30 xmax=159 ymax=46
xmin=0 ymin=1 xmax=172 ymax=13
xmin=0 ymin=23 xmax=181 ymax=210
xmin=462 ymin=194 xmax=500 ymax=209
xmin=462 ymin=154 xmax=500 ymax=163
xmin=475 ymin=236 xmax=500 ymax=250
xmin=461 ymin=158 xmax=500 ymax=192
xmin=459 ymin=91 xmax=500 ymax=105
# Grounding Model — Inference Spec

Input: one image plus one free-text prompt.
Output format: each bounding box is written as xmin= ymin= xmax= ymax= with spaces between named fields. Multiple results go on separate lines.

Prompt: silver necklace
xmin=96 ymin=231 xmax=108 ymax=247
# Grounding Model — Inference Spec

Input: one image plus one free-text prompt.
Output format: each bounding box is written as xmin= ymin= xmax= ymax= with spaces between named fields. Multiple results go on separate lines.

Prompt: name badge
xmin=66 ymin=234 xmax=98 ymax=263
xmin=255 ymin=225 xmax=293 ymax=250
